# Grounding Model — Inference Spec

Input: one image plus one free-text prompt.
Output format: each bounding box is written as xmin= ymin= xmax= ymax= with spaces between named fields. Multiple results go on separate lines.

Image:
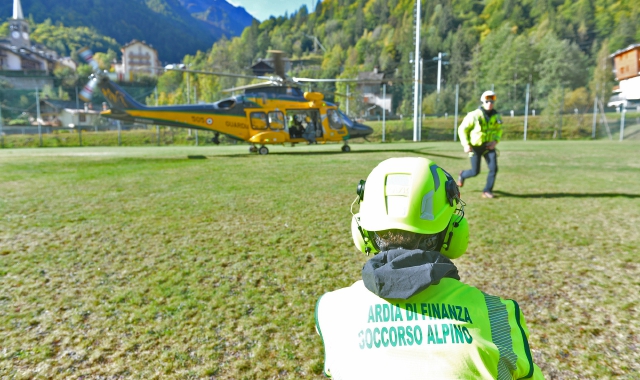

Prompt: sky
xmin=227 ymin=0 xmax=317 ymax=21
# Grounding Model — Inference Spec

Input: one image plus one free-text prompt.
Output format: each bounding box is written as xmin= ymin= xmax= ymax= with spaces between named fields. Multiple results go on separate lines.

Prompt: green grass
xmin=0 ymin=141 xmax=639 ymax=379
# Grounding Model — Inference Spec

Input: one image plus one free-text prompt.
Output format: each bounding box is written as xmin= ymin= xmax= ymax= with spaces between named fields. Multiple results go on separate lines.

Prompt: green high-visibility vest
xmin=458 ymin=108 xmax=503 ymax=147
xmin=315 ymin=278 xmax=544 ymax=380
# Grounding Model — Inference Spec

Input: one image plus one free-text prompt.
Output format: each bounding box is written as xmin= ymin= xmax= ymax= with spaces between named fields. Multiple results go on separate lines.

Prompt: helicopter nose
xmin=348 ymin=122 xmax=374 ymax=139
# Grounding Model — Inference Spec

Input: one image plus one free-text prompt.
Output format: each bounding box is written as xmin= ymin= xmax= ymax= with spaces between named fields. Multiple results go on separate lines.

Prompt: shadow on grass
xmin=494 ymin=191 xmax=640 ymax=199
xmin=215 ymin=148 xmax=464 ymax=160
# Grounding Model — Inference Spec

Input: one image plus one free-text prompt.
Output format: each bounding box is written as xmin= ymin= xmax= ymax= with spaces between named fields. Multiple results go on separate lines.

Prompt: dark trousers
xmin=461 ymin=144 xmax=498 ymax=192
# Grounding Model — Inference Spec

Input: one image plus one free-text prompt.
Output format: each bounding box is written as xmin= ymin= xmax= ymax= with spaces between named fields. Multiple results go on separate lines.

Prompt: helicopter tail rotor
xmin=78 ymin=75 xmax=98 ymax=102
xmin=78 ymin=47 xmax=100 ymax=72
xmin=77 ymin=47 xmax=104 ymax=102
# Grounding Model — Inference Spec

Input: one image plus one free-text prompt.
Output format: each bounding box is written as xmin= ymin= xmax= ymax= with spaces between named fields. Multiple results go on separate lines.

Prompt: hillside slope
xmin=0 ymin=0 xmax=255 ymax=63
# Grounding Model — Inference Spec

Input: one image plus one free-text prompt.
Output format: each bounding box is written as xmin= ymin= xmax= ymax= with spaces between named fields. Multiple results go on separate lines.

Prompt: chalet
xmin=251 ymin=58 xmax=293 ymax=76
xmin=608 ymin=43 xmax=640 ymax=109
xmin=113 ymin=40 xmax=161 ymax=81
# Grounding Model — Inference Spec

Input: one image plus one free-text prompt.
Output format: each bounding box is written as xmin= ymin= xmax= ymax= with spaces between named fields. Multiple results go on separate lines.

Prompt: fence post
xmin=382 ymin=83 xmax=386 ymax=142
xmin=154 ymin=87 xmax=160 ymax=146
xmin=592 ymin=95 xmax=598 ymax=139
xmin=558 ymin=86 xmax=564 ymax=139
xmin=117 ymin=120 xmax=122 ymax=146
xmin=36 ymin=88 xmax=43 ymax=147
xmin=619 ymin=108 xmax=625 ymax=141
xmin=78 ymin=127 xmax=82 ymax=146
xmin=524 ymin=83 xmax=530 ymax=141
xmin=0 ymin=103 xmax=4 ymax=148
xmin=454 ymin=84 xmax=459 ymax=142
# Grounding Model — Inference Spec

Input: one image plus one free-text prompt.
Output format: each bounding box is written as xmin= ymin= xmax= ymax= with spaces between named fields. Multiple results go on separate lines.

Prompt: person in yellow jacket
xmin=315 ymin=157 xmax=544 ymax=379
xmin=457 ymin=90 xmax=503 ymax=198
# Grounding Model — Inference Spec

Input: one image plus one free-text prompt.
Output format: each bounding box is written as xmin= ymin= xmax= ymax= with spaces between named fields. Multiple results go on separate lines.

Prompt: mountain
xmin=0 ymin=0 xmax=255 ymax=63
xmin=179 ymin=0 xmax=255 ymax=37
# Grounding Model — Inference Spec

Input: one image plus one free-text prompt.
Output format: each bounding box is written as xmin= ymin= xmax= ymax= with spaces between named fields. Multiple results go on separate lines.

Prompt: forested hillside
xmin=0 ymin=19 xmax=120 ymax=59
xmin=163 ymin=0 xmax=639 ymax=116
xmin=0 ymin=0 xmax=255 ymax=63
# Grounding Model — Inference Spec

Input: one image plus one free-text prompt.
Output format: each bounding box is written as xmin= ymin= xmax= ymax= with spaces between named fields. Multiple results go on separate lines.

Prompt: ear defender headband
xmin=350 ymin=166 xmax=469 ymax=259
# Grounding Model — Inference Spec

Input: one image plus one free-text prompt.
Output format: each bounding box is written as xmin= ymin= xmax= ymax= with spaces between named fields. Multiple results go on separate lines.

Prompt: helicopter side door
xmin=247 ymin=110 xmax=289 ymax=144
xmin=286 ymin=109 xmax=321 ymax=143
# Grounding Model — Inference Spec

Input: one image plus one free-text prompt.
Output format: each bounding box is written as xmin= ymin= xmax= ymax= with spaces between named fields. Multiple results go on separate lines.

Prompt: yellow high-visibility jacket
xmin=458 ymin=108 xmax=503 ymax=147
xmin=316 ymin=278 xmax=544 ymax=380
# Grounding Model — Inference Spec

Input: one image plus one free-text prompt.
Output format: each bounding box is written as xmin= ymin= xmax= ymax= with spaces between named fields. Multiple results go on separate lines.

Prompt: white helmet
xmin=480 ymin=90 xmax=496 ymax=102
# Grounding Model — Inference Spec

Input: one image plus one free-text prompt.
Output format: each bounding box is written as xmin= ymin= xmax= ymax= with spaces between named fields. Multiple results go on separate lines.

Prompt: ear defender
xmin=350 ymin=164 xmax=469 ymax=258
xmin=351 ymin=213 xmax=378 ymax=255
xmin=439 ymin=214 xmax=469 ymax=259
xmin=438 ymin=168 xmax=468 ymax=259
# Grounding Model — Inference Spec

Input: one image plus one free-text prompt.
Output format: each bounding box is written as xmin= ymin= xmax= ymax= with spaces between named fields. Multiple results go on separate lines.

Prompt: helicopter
xmin=78 ymin=48 xmax=374 ymax=155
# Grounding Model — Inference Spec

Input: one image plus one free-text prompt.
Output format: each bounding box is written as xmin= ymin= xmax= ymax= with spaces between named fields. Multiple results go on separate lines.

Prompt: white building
xmin=609 ymin=43 xmax=640 ymax=109
xmin=357 ymin=68 xmax=392 ymax=117
xmin=113 ymin=40 xmax=161 ymax=81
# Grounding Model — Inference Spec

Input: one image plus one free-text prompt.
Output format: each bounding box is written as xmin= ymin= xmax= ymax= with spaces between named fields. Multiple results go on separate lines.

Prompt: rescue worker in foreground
xmin=315 ymin=157 xmax=543 ymax=379
xmin=458 ymin=90 xmax=503 ymax=199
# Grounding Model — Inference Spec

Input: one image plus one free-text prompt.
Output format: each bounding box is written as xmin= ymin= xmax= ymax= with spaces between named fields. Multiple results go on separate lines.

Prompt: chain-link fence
xmin=1 ymin=81 xmax=638 ymax=148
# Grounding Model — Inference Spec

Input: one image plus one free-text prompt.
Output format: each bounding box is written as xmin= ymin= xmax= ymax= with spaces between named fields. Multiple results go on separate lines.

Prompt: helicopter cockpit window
xmin=268 ymin=111 xmax=285 ymax=130
xmin=216 ymin=99 xmax=236 ymax=109
xmin=326 ymin=109 xmax=343 ymax=130
xmin=338 ymin=110 xmax=354 ymax=128
xmin=250 ymin=112 xmax=268 ymax=130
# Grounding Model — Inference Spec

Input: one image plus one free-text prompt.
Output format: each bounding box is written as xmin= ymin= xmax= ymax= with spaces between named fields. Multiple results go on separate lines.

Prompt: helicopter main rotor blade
xmin=166 ymin=68 xmax=272 ymax=81
xmin=293 ymin=77 xmax=358 ymax=83
xmin=293 ymin=77 xmax=414 ymax=84
xmin=222 ymin=81 xmax=281 ymax=93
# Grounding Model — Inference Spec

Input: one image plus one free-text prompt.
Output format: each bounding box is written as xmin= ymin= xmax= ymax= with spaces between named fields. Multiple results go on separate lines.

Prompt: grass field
xmin=0 ymin=141 xmax=639 ymax=379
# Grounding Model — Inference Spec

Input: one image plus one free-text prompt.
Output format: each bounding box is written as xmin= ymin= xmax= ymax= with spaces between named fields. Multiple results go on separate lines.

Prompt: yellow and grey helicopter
xmin=79 ymin=49 xmax=373 ymax=155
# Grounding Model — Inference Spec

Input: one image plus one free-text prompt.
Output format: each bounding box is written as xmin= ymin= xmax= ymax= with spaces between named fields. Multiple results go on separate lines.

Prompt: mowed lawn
xmin=0 ymin=141 xmax=638 ymax=379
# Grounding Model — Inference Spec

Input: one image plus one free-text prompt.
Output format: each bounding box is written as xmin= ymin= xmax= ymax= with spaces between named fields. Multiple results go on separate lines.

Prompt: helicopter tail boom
xmin=96 ymin=74 xmax=148 ymax=112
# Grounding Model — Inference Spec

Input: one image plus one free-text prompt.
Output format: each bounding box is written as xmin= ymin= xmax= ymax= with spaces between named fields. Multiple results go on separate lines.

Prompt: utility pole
xmin=346 ymin=84 xmax=350 ymax=116
xmin=413 ymin=0 xmax=421 ymax=142
xmin=454 ymin=84 xmax=459 ymax=142
xmin=186 ymin=70 xmax=191 ymax=137
xmin=433 ymin=52 xmax=448 ymax=94
xmin=419 ymin=57 xmax=423 ymax=141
